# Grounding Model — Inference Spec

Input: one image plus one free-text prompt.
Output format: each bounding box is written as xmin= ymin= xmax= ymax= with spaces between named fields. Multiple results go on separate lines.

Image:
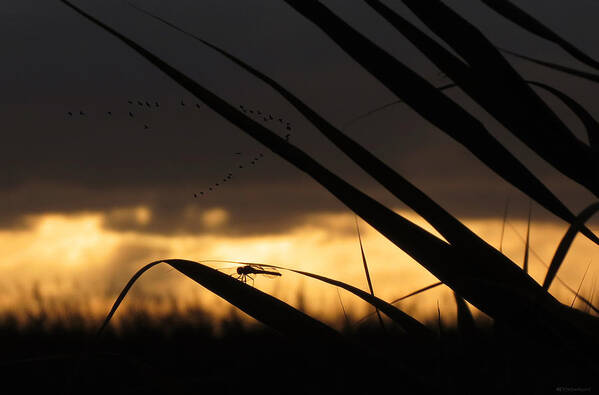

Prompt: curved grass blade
xmin=482 ymin=0 xmax=599 ymax=71
xmin=501 ymin=48 xmax=599 ymax=84
xmin=204 ymin=260 xmax=435 ymax=340
xmin=98 ymin=259 xmax=344 ymax=343
xmin=354 ymin=216 xmax=386 ymax=330
xmin=543 ymin=202 xmax=599 ymax=290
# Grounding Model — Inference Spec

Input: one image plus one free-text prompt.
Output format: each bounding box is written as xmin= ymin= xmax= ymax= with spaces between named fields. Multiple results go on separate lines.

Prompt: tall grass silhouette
xmin=50 ymin=1 xmax=599 ymax=393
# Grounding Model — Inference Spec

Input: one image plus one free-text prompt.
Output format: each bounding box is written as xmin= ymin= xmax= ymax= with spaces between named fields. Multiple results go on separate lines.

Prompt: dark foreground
xmin=1 ymin=309 xmax=597 ymax=395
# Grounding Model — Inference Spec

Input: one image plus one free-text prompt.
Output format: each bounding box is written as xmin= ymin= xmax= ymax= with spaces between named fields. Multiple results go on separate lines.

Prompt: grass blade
xmin=354 ymin=281 xmax=444 ymax=327
xmin=571 ymin=260 xmax=592 ymax=308
xmin=501 ymin=48 xmax=599 ymax=84
xmin=506 ymin=220 xmax=599 ymax=314
xmin=500 ymin=196 xmax=510 ymax=253
xmin=482 ymin=0 xmax=599 ymax=70
xmin=204 ymin=260 xmax=435 ymax=340
xmin=285 ymin=0 xmax=598 ymax=236
xmin=527 ymin=81 xmax=599 ymax=151
xmin=523 ymin=200 xmax=532 ymax=274
xmin=543 ymin=202 xmax=599 ymax=290
xmin=390 ymin=0 xmax=598 ymax=197
xmin=354 ymin=216 xmax=386 ymax=331
xmin=453 ymin=292 xmax=476 ymax=338
xmin=98 ymin=260 xmax=343 ymax=343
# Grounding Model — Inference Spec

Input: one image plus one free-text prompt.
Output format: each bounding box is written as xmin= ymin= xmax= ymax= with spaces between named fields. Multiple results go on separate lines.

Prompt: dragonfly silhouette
xmin=233 ymin=265 xmax=281 ymax=285
xmin=205 ymin=260 xmax=282 ymax=286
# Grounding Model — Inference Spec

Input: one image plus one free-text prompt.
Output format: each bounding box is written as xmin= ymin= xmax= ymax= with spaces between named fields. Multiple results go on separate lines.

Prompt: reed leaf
xmin=571 ymin=260 xmax=592 ymax=308
xmin=98 ymin=260 xmax=343 ymax=343
xmin=523 ymin=201 xmax=532 ymax=274
xmin=481 ymin=0 xmax=599 ymax=71
xmin=388 ymin=0 xmax=598 ymax=197
xmin=501 ymin=48 xmax=599 ymax=84
xmin=543 ymin=202 xmax=599 ymax=290
xmin=527 ymin=81 xmax=599 ymax=151
xmin=453 ymin=292 xmax=476 ymax=339
xmin=354 ymin=217 xmax=386 ymax=330
xmin=355 ymin=281 xmax=443 ymax=327
xmin=286 ymin=0 xmax=599 ymax=241
xmin=203 ymin=260 xmax=434 ymax=340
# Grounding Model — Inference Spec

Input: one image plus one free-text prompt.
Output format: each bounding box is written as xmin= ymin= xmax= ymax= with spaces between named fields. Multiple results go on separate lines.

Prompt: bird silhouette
xmin=155 ymin=102 xmax=160 ymax=107
xmin=67 ymin=112 xmax=73 ymax=116
xmin=137 ymin=101 xmax=143 ymax=106
xmin=239 ymin=165 xmax=243 ymax=169
xmin=286 ymin=126 xmax=291 ymax=131
xmin=194 ymin=193 xmax=197 ymax=198
xmin=79 ymin=111 xmax=85 ymax=116
xmin=144 ymin=124 xmax=149 ymax=130
xmin=129 ymin=112 xmax=134 ymax=117
xmin=128 ymin=100 xmax=133 ymax=104
xmin=259 ymin=153 xmax=264 ymax=157
xmin=209 ymin=187 xmax=212 ymax=191
xmin=196 ymin=104 xmax=201 ymax=109
xmin=107 ymin=111 xmax=112 ymax=116
xmin=235 ymin=152 xmax=242 ymax=155
xmin=145 ymin=101 xmax=151 ymax=107
xmin=180 ymin=100 xmax=185 ymax=106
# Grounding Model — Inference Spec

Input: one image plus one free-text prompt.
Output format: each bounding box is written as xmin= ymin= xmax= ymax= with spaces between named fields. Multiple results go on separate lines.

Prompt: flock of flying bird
xmin=65 ymin=99 xmax=293 ymax=198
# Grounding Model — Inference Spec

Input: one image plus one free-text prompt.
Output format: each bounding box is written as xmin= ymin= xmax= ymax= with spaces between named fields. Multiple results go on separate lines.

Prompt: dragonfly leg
xmin=248 ymin=274 xmax=254 ymax=287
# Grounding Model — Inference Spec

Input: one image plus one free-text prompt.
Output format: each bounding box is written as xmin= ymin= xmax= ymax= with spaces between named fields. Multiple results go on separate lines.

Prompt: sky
xmin=1 ymin=0 xmax=598 ymax=326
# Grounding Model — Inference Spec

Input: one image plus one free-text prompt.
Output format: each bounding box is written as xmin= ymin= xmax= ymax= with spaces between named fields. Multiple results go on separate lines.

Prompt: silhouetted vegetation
xmin=8 ymin=0 xmax=598 ymax=393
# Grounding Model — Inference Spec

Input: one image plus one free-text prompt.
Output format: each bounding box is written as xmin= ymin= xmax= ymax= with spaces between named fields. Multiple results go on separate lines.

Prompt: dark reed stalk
xmin=571 ymin=260 xmax=593 ymax=308
xmin=354 ymin=281 xmax=443 ymax=327
xmin=482 ymin=0 xmax=599 ymax=70
xmin=500 ymin=196 xmax=510 ymax=254
xmin=523 ymin=200 xmax=532 ymax=274
xmin=385 ymin=0 xmax=598 ymax=196
xmin=354 ymin=216 xmax=386 ymax=331
xmin=502 ymin=47 xmax=599 ymax=85
xmin=543 ymin=202 xmax=599 ymax=290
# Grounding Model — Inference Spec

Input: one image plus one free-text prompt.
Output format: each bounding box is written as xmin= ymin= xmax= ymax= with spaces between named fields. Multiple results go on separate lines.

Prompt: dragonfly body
xmin=234 ymin=265 xmax=281 ymax=285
